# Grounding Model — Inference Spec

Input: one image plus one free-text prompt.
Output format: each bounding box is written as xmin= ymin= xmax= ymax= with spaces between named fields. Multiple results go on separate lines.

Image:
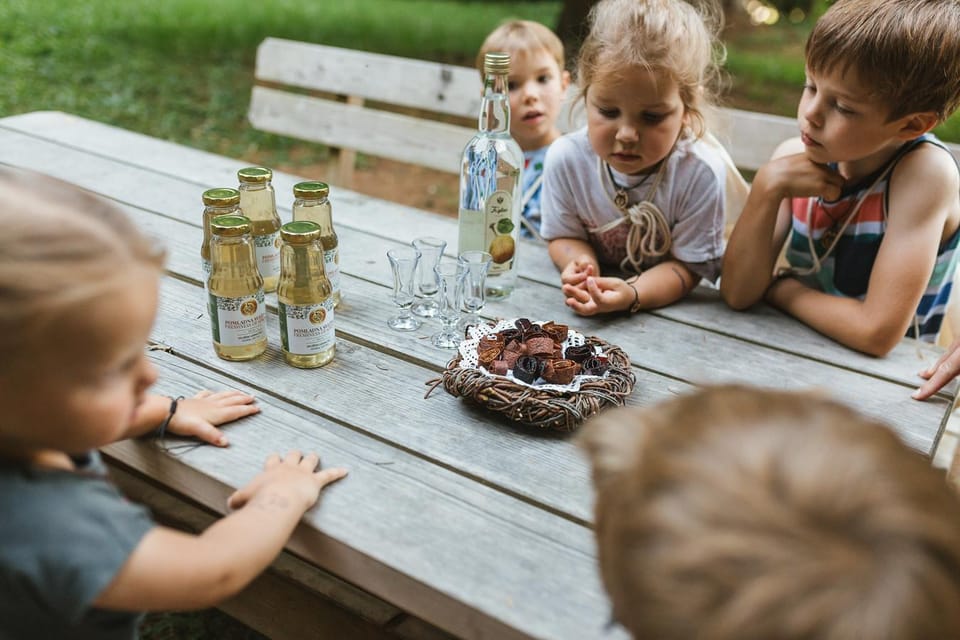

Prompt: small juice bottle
xmin=237 ymin=166 xmax=282 ymax=293
xmin=292 ymin=181 xmax=341 ymax=307
xmin=208 ymin=215 xmax=268 ymax=361
xmin=277 ymin=220 xmax=336 ymax=368
xmin=200 ymin=187 xmax=240 ymax=292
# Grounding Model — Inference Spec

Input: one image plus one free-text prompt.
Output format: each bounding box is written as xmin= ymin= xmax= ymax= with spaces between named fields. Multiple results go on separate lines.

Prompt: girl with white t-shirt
xmin=541 ymin=0 xmax=747 ymax=315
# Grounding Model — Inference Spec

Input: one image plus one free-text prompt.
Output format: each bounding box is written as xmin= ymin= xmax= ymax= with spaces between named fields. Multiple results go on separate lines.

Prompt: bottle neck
xmin=282 ymin=242 xmax=327 ymax=287
xmin=479 ymin=72 xmax=510 ymax=134
xmin=211 ymin=235 xmax=260 ymax=280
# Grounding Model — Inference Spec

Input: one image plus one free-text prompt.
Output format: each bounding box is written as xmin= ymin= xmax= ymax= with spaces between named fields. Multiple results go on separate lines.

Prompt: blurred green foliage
xmin=0 ymin=0 xmax=956 ymax=171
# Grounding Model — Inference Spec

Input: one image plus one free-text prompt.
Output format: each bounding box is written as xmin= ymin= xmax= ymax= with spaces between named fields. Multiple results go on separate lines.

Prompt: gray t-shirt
xmin=540 ymin=127 xmax=727 ymax=282
xmin=0 ymin=451 xmax=155 ymax=640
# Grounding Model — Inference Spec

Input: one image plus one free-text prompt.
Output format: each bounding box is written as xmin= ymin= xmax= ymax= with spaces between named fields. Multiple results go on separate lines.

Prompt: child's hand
xmin=167 ymin=390 xmax=260 ymax=447
xmin=227 ymin=451 xmax=347 ymax=512
xmin=762 ymin=153 xmax=845 ymax=201
xmin=914 ymin=340 xmax=960 ymax=400
xmin=563 ymin=276 xmax=634 ymax=316
xmin=560 ymin=258 xmax=597 ymax=287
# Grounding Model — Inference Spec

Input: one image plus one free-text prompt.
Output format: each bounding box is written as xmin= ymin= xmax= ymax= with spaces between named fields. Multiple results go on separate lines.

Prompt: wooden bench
xmin=248 ymin=37 xmax=960 ymax=186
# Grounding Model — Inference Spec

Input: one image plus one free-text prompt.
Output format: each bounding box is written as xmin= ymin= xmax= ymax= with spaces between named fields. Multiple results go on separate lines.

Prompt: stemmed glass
xmin=411 ymin=236 xmax=447 ymax=317
xmin=458 ymin=250 xmax=493 ymax=332
xmin=432 ymin=261 xmax=467 ymax=348
xmin=387 ymin=247 xmax=422 ymax=331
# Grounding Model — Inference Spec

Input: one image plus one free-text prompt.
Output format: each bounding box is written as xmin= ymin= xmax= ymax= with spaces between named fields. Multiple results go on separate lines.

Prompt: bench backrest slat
xmin=250 ymin=38 xmax=960 ymax=179
xmin=249 ymin=85 xmax=475 ymax=174
xmin=255 ymin=37 xmax=482 ymax=120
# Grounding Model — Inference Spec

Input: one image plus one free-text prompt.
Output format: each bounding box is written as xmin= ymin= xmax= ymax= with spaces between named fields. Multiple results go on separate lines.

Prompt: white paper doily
xmin=457 ymin=319 xmax=605 ymax=392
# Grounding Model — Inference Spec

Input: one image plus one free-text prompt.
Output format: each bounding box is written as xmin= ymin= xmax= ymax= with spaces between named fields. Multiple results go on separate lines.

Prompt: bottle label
xmin=484 ymin=190 xmax=516 ymax=274
xmin=209 ymin=291 xmax=267 ymax=346
xmin=279 ymin=300 xmax=335 ymax=355
xmin=254 ymin=231 xmax=281 ymax=278
xmin=323 ymin=248 xmax=341 ymax=296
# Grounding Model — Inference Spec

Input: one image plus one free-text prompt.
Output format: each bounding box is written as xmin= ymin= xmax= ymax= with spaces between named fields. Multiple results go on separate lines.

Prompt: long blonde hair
xmin=0 ymin=168 xmax=165 ymax=371
xmin=575 ymin=0 xmax=725 ymax=138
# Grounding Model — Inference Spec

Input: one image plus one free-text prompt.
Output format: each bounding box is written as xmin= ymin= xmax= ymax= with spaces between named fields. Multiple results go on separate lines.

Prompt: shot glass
xmin=431 ymin=260 xmax=467 ymax=349
xmin=387 ymin=246 xmax=422 ymax=331
xmin=412 ymin=236 xmax=447 ymax=317
xmin=458 ymin=250 xmax=493 ymax=332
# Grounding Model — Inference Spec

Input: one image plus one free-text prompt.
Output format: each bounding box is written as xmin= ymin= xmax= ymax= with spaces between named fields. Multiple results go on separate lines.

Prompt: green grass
xmin=2 ymin=0 xmax=957 ymax=173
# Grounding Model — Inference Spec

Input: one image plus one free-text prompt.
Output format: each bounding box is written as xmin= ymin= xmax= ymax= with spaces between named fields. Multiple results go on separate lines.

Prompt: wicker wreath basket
xmin=426 ymin=319 xmax=636 ymax=432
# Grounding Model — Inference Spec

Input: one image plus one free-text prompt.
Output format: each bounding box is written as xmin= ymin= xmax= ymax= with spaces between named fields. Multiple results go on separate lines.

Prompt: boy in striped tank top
xmin=721 ymin=0 xmax=960 ymax=356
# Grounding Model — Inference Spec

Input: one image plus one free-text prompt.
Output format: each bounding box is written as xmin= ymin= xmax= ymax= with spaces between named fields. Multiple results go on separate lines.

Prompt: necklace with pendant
xmin=606 ymin=162 xmax=657 ymax=211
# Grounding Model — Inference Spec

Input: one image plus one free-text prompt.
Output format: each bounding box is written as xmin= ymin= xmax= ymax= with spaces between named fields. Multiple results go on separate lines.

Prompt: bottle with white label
xmin=237 ymin=166 xmax=282 ymax=293
xmin=208 ymin=215 xmax=268 ymax=361
xmin=291 ymin=181 xmax=341 ymax=308
xmin=200 ymin=187 xmax=240 ymax=293
xmin=457 ymin=51 xmax=523 ymax=300
xmin=277 ymin=221 xmax=336 ymax=368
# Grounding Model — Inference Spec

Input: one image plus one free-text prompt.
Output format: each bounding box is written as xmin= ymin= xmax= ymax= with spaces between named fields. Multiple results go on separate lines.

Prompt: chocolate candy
xmin=563 ymin=344 xmax=595 ymax=364
xmin=513 ymin=355 xmax=544 ymax=384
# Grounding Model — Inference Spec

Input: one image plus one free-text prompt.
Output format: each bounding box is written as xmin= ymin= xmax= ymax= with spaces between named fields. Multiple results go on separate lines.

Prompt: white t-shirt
xmin=540 ymin=127 xmax=729 ymax=282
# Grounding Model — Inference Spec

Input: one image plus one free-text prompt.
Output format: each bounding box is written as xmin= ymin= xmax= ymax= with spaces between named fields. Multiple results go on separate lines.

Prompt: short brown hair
xmin=0 ymin=168 xmax=165 ymax=371
xmin=806 ymin=0 xmax=960 ymax=122
xmin=580 ymin=385 xmax=960 ymax=639
xmin=476 ymin=20 xmax=566 ymax=76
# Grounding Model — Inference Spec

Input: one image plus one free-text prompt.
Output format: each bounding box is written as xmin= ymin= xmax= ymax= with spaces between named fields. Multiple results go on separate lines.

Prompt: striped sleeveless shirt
xmin=785 ymin=134 xmax=960 ymax=342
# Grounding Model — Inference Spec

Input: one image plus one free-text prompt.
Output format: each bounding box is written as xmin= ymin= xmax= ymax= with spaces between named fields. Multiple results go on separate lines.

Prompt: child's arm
xmin=765 ymin=146 xmax=958 ymax=356
xmin=720 ymin=139 xmax=844 ymax=309
xmin=564 ymin=260 xmax=699 ymax=316
xmin=92 ymin=451 xmax=346 ymax=611
xmin=125 ymin=390 xmax=259 ymax=446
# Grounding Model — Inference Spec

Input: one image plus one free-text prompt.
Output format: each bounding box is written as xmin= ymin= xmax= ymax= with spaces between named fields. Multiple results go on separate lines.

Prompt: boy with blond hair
xmin=477 ymin=20 xmax=570 ymax=239
xmin=721 ymin=0 xmax=960 ymax=356
xmin=580 ymin=385 xmax=960 ymax=639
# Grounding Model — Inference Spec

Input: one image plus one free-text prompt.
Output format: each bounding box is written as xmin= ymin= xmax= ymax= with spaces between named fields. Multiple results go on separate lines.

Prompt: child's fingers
xmin=562 ymin=283 xmax=592 ymax=304
xmin=314 ymin=467 xmax=348 ymax=489
xmin=226 ymin=486 xmax=251 ymax=510
xmin=193 ymin=389 xmax=214 ymax=399
xmin=189 ymin=422 xmax=229 ymax=447
xmin=264 ymin=453 xmax=282 ymax=469
xmin=208 ymin=402 xmax=261 ymax=425
xmin=300 ymin=452 xmax=320 ymax=470
xmin=283 ymin=450 xmax=303 ymax=466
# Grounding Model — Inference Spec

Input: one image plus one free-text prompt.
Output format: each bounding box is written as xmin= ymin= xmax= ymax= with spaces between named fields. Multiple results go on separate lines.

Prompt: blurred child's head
xmin=0 ymin=169 xmax=165 ymax=456
xmin=477 ymin=20 xmax=570 ymax=151
xmin=580 ymin=385 xmax=960 ymax=640
xmin=576 ymin=0 xmax=723 ymax=175
xmin=806 ymin=0 xmax=960 ymax=125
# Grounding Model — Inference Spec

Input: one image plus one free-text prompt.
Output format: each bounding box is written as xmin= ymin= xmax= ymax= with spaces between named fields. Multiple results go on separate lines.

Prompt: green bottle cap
xmin=237 ymin=166 xmax=273 ymax=183
xmin=202 ymin=187 xmax=240 ymax=206
xmin=211 ymin=214 xmax=252 ymax=237
xmin=280 ymin=220 xmax=322 ymax=243
xmin=293 ymin=181 xmax=330 ymax=199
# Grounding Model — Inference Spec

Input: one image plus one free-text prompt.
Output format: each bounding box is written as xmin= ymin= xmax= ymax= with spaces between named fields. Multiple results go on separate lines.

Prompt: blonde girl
xmin=540 ymin=0 xmax=747 ymax=315
xmin=0 ymin=168 xmax=346 ymax=639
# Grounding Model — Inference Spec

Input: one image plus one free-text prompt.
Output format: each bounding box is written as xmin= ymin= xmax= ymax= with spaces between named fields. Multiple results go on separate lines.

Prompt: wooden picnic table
xmin=1 ymin=110 xmax=956 ymax=640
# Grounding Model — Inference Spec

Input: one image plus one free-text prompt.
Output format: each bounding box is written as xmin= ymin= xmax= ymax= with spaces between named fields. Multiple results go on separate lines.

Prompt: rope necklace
xmin=590 ymin=154 xmax=672 ymax=274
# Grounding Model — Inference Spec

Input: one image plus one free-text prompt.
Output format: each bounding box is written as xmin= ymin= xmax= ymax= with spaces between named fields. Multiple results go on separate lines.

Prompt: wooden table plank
xmin=112 ymin=351 xmax=625 ymax=640
xmin=0 ymin=112 xmax=951 ymax=390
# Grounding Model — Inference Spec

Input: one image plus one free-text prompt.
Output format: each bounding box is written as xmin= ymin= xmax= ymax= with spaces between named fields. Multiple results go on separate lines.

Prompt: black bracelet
xmin=156 ymin=395 xmax=185 ymax=439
